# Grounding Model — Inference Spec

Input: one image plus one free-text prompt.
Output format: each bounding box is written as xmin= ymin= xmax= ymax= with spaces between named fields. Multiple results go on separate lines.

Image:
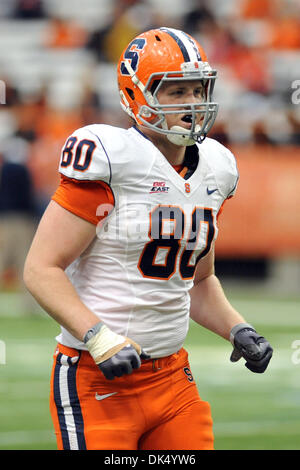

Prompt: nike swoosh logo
xmin=207 ymin=187 xmax=218 ymax=195
xmin=95 ymin=392 xmax=118 ymax=401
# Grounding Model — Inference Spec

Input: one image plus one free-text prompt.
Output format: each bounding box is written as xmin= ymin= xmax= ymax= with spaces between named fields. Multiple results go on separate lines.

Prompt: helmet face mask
xmin=118 ymin=28 xmax=218 ymax=145
xmin=139 ymin=66 xmax=218 ymax=145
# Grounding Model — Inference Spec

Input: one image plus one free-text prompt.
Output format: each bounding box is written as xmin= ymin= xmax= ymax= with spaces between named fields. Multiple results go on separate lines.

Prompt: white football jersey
xmin=56 ymin=124 xmax=239 ymax=358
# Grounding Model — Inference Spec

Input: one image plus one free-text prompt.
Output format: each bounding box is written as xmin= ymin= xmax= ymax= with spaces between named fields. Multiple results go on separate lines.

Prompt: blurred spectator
xmin=0 ymin=0 xmax=15 ymax=18
xmin=1 ymin=78 xmax=21 ymax=108
xmin=286 ymin=110 xmax=300 ymax=145
xmin=197 ymin=22 xmax=236 ymax=66
xmin=226 ymin=42 xmax=271 ymax=95
xmin=241 ymin=0 xmax=300 ymax=50
xmin=270 ymin=15 xmax=300 ymax=49
xmin=34 ymin=100 xmax=83 ymax=142
xmin=0 ymin=136 xmax=37 ymax=293
xmin=27 ymin=136 xmax=61 ymax=215
xmin=27 ymin=107 xmax=82 ymax=213
xmin=0 ymin=0 xmax=297 ymax=168
xmin=14 ymin=100 xmax=39 ymax=143
xmin=86 ymin=1 xmax=139 ymax=62
xmin=24 ymin=87 xmax=84 ymax=212
xmin=79 ymin=83 xmax=103 ymax=126
xmin=183 ymin=0 xmax=216 ymax=36
xmin=85 ymin=0 xmax=159 ymax=63
xmin=45 ymin=16 xmax=87 ymax=49
xmin=12 ymin=0 xmax=46 ymax=19
xmin=208 ymin=122 xmax=230 ymax=147
xmin=240 ymin=0 xmax=276 ymax=19
xmin=251 ymin=121 xmax=273 ymax=145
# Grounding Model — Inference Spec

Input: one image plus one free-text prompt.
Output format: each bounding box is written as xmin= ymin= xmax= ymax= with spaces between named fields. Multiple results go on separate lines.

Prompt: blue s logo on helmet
xmin=120 ymin=38 xmax=147 ymax=75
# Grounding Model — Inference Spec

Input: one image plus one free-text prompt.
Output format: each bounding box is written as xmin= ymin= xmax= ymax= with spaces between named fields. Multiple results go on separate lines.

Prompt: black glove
xmin=230 ymin=323 xmax=273 ymax=373
xmin=99 ymin=345 xmax=150 ymax=380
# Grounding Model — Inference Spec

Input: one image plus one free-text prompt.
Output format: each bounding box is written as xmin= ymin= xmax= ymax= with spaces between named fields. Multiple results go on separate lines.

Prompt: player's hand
xmin=83 ymin=322 xmax=150 ymax=380
xmin=98 ymin=345 xmax=150 ymax=380
xmin=229 ymin=323 xmax=273 ymax=373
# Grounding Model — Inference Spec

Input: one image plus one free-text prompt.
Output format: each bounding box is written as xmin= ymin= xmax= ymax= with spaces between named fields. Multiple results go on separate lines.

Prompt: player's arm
xmin=24 ymin=200 xmax=149 ymax=379
xmin=189 ymin=246 xmax=245 ymax=340
xmin=24 ymin=200 xmax=100 ymax=339
xmin=189 ymin=246 xmax=273 ymax=373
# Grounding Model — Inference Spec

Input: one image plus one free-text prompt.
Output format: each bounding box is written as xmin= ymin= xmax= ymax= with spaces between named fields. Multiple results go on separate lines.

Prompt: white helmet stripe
xmin=160 ymin=27 xmax=202 ymax=62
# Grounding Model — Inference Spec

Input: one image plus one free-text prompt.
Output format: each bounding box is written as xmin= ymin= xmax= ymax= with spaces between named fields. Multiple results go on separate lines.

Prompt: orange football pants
xmin=49 ymin=343 xmax=214 ymax=450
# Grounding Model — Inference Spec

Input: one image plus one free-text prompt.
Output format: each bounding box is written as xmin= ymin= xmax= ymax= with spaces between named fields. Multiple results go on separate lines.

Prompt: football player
xmin=24 ymin=27 xmax=273 ymax=450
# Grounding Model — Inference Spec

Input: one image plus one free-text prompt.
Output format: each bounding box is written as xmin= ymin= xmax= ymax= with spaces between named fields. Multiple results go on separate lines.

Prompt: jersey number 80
xmin=138 ymin=205 xmax=215 ymax=280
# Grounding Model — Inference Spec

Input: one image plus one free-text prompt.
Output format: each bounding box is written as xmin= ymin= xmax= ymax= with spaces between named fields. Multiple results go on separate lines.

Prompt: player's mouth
xmin=180 ymin=113 xmax=203 ymax=129
xmin=181 ymin=114 xmax=193 ymax=128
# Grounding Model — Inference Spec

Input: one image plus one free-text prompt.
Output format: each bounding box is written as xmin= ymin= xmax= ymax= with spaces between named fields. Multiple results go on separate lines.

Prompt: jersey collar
xmin=132 ymin=125 xmax=199 ymax=180
xmin=132 ymin=125 xmax=151 ymax=141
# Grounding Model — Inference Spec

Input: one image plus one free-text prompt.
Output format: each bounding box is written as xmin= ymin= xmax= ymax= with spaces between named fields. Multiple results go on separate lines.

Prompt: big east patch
xmin=150 ymin=181 xmax=170 ymax=194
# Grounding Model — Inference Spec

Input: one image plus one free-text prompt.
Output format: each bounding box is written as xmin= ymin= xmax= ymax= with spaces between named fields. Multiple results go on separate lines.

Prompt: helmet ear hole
xmin=150 ymin=80 xmax=160 ymax=94
xmin=126 ymin=87 xmax=135 ymax=100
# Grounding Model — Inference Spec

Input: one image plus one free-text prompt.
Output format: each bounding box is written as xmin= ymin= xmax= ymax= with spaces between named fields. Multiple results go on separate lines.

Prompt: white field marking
xmin=0 ymin=430 xmax=55 ymax=447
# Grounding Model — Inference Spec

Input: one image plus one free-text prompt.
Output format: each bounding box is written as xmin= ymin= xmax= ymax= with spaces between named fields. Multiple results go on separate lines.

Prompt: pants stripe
xmin=53 ymin=352 xmax=86 ymax=450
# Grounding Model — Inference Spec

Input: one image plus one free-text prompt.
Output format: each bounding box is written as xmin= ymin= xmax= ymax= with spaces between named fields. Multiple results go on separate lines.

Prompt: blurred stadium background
xmin=0 ymin=0 xmax=300 ymax=450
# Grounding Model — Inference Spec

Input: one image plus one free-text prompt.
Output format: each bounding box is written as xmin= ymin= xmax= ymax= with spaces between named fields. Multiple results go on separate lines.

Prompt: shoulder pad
xmin=199 ymin=138 xmax=239 ymax=199
xmin=58 ymin=124 xmax=112 ymax=184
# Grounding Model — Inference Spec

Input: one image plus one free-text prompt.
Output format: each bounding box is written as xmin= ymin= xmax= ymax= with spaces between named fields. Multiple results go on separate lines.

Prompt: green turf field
xmin=0 ymin=289 xmax=300 ymax=450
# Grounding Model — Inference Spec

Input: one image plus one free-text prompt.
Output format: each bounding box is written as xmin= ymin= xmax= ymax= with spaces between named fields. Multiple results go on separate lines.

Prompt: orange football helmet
xmin=117 ymin=27 xmax=218 ymax=145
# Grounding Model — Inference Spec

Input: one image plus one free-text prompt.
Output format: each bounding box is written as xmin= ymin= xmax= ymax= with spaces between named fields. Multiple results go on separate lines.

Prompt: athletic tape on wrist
xmin=85 ymin=324 xmax=142 ymax=364
xmin=85 ymin=324 xmax=126 ymax=362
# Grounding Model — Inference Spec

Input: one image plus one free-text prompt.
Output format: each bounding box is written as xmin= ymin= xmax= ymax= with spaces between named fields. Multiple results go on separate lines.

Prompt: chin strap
xmin=166 ymin=125 xmax=201 ymax=147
